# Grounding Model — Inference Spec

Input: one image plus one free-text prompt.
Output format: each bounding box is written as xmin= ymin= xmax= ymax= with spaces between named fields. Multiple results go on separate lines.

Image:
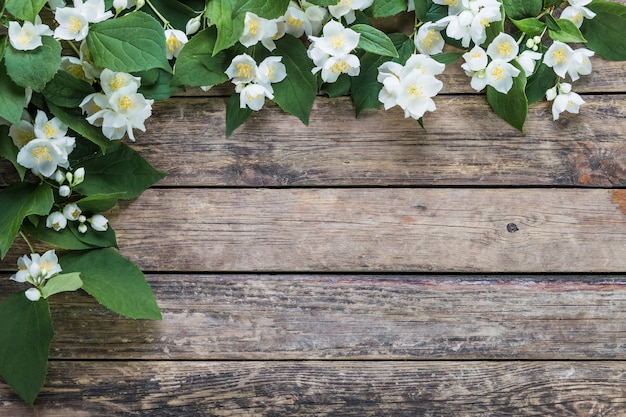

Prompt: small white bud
xmin=63 ymin=203 xmax=82 ymax=221
xmin=65 ymin=172 xmax=73 ymax=184
xmin=73 ymin=167 xmax=85 ymax=185
xmin=59 ymin=185 xmax=71 ymax=197
xmin=532 ymin=45 xmax=538 ymax=52
xmin=559 ymin=82 xmax=572 ymax=94
xmin=533 ymin=35 xmax=542 ymax=44
xmin=78 ymin=223 xmax=88 ymax=234
xmin=546 ymin=86 xmax=558 ymax=101
xmin=525 ymin=39 xmax=534 ymax=49
xmin=78 ymin=215 xmax=87 ymax=223
xmin=186 ymin=17 xmax=201 ymax=35
xmin=54 ymin=170 xmax=65 ymax=184
xmin=89 ymin=214 xmax=109 ymax=232
xmin=113 ymin=0 xmax=128 ymax=11
xmin=135 ymin=0 xmax=145 ymax=9
xmin=25 ymin=288 xmax=42 ymax=302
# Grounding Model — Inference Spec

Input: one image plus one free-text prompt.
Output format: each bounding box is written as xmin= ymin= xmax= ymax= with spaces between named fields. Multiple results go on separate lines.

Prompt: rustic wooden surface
xmin=2 ymin=35 xmax=626 ymax=417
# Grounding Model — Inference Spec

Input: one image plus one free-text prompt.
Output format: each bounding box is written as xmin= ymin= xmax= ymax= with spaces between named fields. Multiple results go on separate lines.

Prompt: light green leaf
xmin=4 ymin=36 xmax=62 ymax=92
xmin=206 ymin=0 xmax=245 ymax=55
xmin=41 ymin=273 xmax=83 ymax=299
xmin=5 ymin=0 xmax=47 ymax=22
xmin=42 ymin=70 xmax=95 ymax=108
xmin=351 ymin=24 xmax=399 ymax=58
xmin=73 ymin=142 xmax=166 ymax=199
xmin=372 ymin=0 xmax=407 ymax=17
xmin=232 ymin=0 xmax=290 ymax=19
xmin=271 ymin=36 xmax=318 ymax=125
xmin=502 ymin=0 xmax=543 ymax=20
xmin=0 ymin=126 xmax=27 ymax=181
xmin=47 ymin=102 xmax=113 ymax=152
xmin=581 ymin=1 xmax=626 ymax=60
xmin=0 ymin=183 xmax=54 ymax=259
xmin=486 ymin=62 xmax=528 ymax=132
xmin=86 ymin=11 xmax=170 ymax=73
xmin=302 ymin=0 xmax=337 ymax=5
xmin=76 ymin=193 xmax=126 ymax=212
xmin=226 ymin=93 xmax=253 ymax=137
xmin=549 ymin=18 xmax=586 ymax=43
xmin=171 ymin=27 xmax=230 ymax=88
xmin=511 ymin=17 xmax=546 ymax=37
xmin=61 ymin=249 xmax=162 ymax=320
xmin=0 ymin=61 xmax=26 ymax=125
xmin=545 ymin=13 xmax=561 ymax=32
xmin=0 ymin=293 xmax=53 ymax=405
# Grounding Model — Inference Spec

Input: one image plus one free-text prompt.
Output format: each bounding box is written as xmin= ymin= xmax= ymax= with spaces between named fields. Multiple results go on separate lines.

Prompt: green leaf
xmin=0 ymin=293 xmax=53 ymax=405
xmin=0 ymin=126 xmax=27 ymax=181
xmin=42 ymin=70 xmax=95 ymax=108
xmin=486 ymin=62 xmax=528 ymax=132
xmin=549 ymin=18 xmax=587 ymax=43
xmin=22 ymin=220 xmax=109 ymax=250
xmin=432 ymin=51 xmax=464 ymax=64
xmin=47 ymin=102 xmax=113 ymax=152
xmin=545 ymin=13 xmax=561 ymax=32
xmin=141 ymin=0 xmax=198 ymax=31
xmin=41 ymin=273 xmax=83 ymax=299
xmin=581 ymin=1 xmax=626 ymax=60
xmin=0 ymin=61 xmax=26 ymax=125
xmin=0 ymin=183 xmax=54 ymax=259
xmin=225 ymin=93 xmax=253 ymax=137
xmin=321 ymin=74 xmax=351 ymax=98
xmin=76 ymin=193 xmax=125 ymax=212
xmin=304 ymin=0 xmax=339 ymax=5
xmin=4 ymin=36 xmax=62 ymax=92
xmin=502 ymin=0 xmax=542 ymax=20
xmin=271 ymin=36 xmax=318 ymax=125
xmin=206 ymin=0 xmax=245 ymax=55
xmin=351 ymin=24 xmax=399 ymax=58
xmin=171 ymin=27 xmax=230 ymax=88
xmin=73 ymin=142 xmax=166 ymax=199
xmin=232 ymin=0 xmax=290 ymax=19
xmin=392 ymin=33 xmax=415 ymax=64
xmin=5 ymin=0 xmax=47 ymax=22
xmin=86 ymin=11 xmax=170 ymax=73
xmin=525 ymin=62 xmax=558 ymax=105
xmin=61 ymin=249 xmax=161 ymax=320
xmin=372 ymin=0 xmax=407 ymax=17
xmin=510 ymin=17 xmax=546 ymax=36
xmin=483 ymin=5 xmax=505 ymax=46
xmin=414 ymin=0 xmax=434 ymax=22
xmin=351 ymin=51 xmax=385 ymax=116
xmin=138 ymin=69 xmax=178 ymax=101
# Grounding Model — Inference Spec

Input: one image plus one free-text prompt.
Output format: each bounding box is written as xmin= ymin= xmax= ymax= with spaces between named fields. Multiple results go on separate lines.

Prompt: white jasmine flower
xmin=54 ymin=7 xmax=90 ymax=41
xmin=89 ymin=214 xmax=109 ymax=231
xmin=302 ymin=2 xmax=328 ymax=35
xmin=105 ymin=87 xmax=153 ymax=141
xmin=99 ymin=69 xmax=141 ymax=95
xmin=439 ymin=10 xmax=474 ymax=47
xmin=61 ymin=56 xmax=90 ymax=81
xmin=283 ymin=3 xmax=312 ymax=38
xmin=59 ymin=185 xmax=72 ymax=197
xmin=517 ymin=50 xmax=543 ymax=77
xmin=396 ymin=72 xmax=443 ymax=120
xmin=54 ymin=170 xmax=66 ymax=184
xmin=486 ymin=33 xmax=518 ymax=62
xmin=239 ymin=83 xmax=274 ymax=110
xmin=415 ymin=22 xmax=446 ymax=55
xmin=547 ymin=83 xmax=585 ymax=120
xmin=47 ymin=211 xmax=68 ymax=231
xmin=9 ymin=120 xmax=35 ymax=148
xmin=25 ymin=288 xmax=42 ymax=302
xmin=79 ymin=41 xmax=103 ymax=80
xmin=469 ymin=5 xmax=501 ymax=45
xmin=567 ymin=48 xmax=594 ymax=81
xmin=403 ymin=54 xmax=446 ymax=77
xmin=378 ymin=75 xmax=401 ymax=110
xmin=461 ymin=45 xmax=489 ymax=91
xmin=8 ymin=20 xmax=53 ymax=51
xmin=328 ymin=0 xmax=374 ymax=24
xmin=11 ymin=250 xmax=62 ymax=300
xmin=317 ymin=54 xmax=361 ymax=83
xmin=34 ymin=111 xmax=68 ymax=140
xmin=63 ymin=203 xmax=82 ymax=221
xmin=17 ymin=139 xmax=66 ymax=177
xmin=225 ymin=54 xmax=259 ymax=85
xmin=309 ymin=20 xmax=360 ymax=57
xmin=257 ymin=56 xmax=287 ymax=85
xmin=485 ymin=59 xmax=520 ymax=93
xmin=76 ymin=0 xmax=114 ymax=23
xmin=561 ymin=0 xmax=596 ymax=28
xmin=165 ymin=29 xmax=188 ymax=60
xmin=240 ymin=12 xmax=279 ymax=50
xmin=543 ymin=41 xmax=573 ymax=78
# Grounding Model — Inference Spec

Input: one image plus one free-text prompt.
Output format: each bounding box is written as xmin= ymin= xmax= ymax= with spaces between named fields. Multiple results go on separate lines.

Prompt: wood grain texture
xmin=5 ymin=188 xmax=623 ymax=273
xmin=0 ymin=276 xmax=624 ymax=361
xmin=1 ymin=361 xmax=625 ymax=416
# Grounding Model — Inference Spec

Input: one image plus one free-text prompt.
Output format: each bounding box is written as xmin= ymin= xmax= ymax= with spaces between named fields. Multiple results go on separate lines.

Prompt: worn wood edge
xmin=1 ymin=361 xmax=624 ymax=415
xmin=6 ymin=188 xmax=626 ymax=273
xmin=0 ymin=275 xmax=624 ymax=361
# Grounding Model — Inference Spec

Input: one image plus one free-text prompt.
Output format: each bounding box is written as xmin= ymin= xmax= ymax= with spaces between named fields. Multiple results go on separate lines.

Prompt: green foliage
xmin=432 ymin=52 xmax=464 ymax=65
xmin=0 ymin=293 xmax=53 ymax=405
xmin=47 ymin=102 xmax=113 ymax=152
xmin=351 ymin=51 xmax=385 ymax=116
xmin=41 ymin=273 xmax=83 ymax=299
xmin=73 ymin=142 xmax=166 ymax=199
xmin=510 ymin=17 xmax=546 ymax=37
xmin=321 ymin=74 xmax=351 ymax=97
xmin=141 ymin=0 xmax=199 ymax=31
xmin=22 ymin=220 xmax=118 ymax=250
xmin=4 ymin=0 xmax=47 ymax=22
xmin=226 ymin=93 xmax=253 ymax=137
xmin=76 ymin=193 xmax=127 ymax=212
xmin=61 ymin=248 xmax=162 ymax=320
xmin=0 ymin=61 xmax=25 ymax=125
xmin=487 ymin=63 xmax=528 ymax=132
xmin=351 ymin=24 xmax=399 ymax=58
xmin=526 ymin=62 xmax=558 ymax=105
xmin=0 ymin=183 xmax=54 ymax=259
xmin=581 ymin=1 xmax=626 ymax=60
xmin=232 ymin=0 xmax=290 ymax=19
xmin=372 ymin=0 xmax=407 ymax=17
xmin=414 ymin=0 xmax=434 ymax=22
xmin=138 ymin=68 xmax=178 ymax=101
xmin=206 ymin=0 xmax=245 ymax=55
xmin=87 ymin=12 xmax=170 ymax=73
xmin=0 ymin=125 xmax=26 ymax=180
xmin=549 ymin=18 xmax=586 ymax=43
xmin=171 ymin=27 xmax=230 ymax=88
xmin=4 ymin=36 xmax=61 ymax=92
xmin=271 ymin=36 xmax=317 ymax=125
xmin=502 ymin=0 xmax=543 ymax=20
xmin=42 ymin=71 xmax=96 ymax=108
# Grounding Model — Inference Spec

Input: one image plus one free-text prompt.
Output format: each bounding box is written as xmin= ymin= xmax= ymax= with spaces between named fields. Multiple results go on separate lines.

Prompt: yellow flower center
xmin=68 ymin=16 xmax=83 ymax=34
xmin=480 ymin=17 xmax=491 ymax=28
xmin=32 ymin=145 xmax=53 ymax=163
xmin=407 ymin=84 xmax=425 ymax=99
xmin=237 ymin=63 xmax=253 ymax=79
xmin=16 ymin=29 xmax=34 ymax=46
xmin=119 ymin=95 xmax=134 ymax=110
xmin=266 ymin=65 xmax=276 ymax=81
xmin=330 ymin=33 xmax=345 ymax=50
xmin=444 ymin=0 xmax=458 ymax=6
xmin=40 ymin=260 xmax=54 ymax=274
xmin=497 ymin=42 xmax=512 ymax=57
xmin=330 ymin=60 xmax=349 ymax=74
xmin=248 ymin=18 xmax=260 ymax=35
xmin=551 ymin=49 xmax=567 ymax=64
xmin=166 ymin=36 xmax=182 ymax=52
xmin=287 ymin=16 xmax=304 ymax=30
xmin=110 ymin=74 xmax=128 ymax=91
xmin=491 ymin=65 xmax=505 ymax=81
xmin=571 ymin=12 xmax=583 ymax=24
xmin=43 ymin=121 xmax=60 ymax=138
xmin=421 ymin=30 xmax=440 ymax=50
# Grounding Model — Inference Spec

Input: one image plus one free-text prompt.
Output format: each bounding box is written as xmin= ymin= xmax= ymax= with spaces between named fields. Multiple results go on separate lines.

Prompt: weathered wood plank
xmin=1 ymin=276 xmax=624 ymax=360
xmin=1 ymin=361 xmax=625 ymax=415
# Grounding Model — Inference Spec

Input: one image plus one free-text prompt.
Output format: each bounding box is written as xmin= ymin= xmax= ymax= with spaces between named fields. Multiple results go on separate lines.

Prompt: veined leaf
xmin=581 ymin=1 xmax=626 ymax=60
xmin=351 ymin=24 xmax=399 ymax=58
xmin=171 ymin=27 xmax=230 ymax=88
xmin=4 ymin=36 xmax=62 ymax=92
xmin=502 ymin=0 xmax=542 ymax=20
xmin=41 ymin=273 xmax=83 ymax=299
xmin=549 ymin=18 xmax=586 ymax=43
xmin=0 ymin=126 xmax=27 ymax=180
xmin=486 ymin=62 xmax=528 ymax=132
xmin=5 ymin=0 xmax=47 ymax=22
xmin=232 ymin=0 xmax=290 ymax=19
xmin=0 ymin=61 xmax=26 ymax=125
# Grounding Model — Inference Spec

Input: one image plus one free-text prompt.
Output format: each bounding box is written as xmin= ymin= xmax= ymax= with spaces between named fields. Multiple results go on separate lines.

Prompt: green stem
xmin=19 ymin=232 xmax=35 ymax=254
xmin=67 ymin=40 xmax=81 ymax=56
xmin=145 ymin=0 xmax=170 ymax=28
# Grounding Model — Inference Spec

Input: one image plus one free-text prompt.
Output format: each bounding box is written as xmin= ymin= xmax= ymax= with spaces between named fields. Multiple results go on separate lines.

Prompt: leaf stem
xmin=19 ymin=232 xmax=35 ymax=254
xmin=145 ymin=0 xmax=170 ymax=28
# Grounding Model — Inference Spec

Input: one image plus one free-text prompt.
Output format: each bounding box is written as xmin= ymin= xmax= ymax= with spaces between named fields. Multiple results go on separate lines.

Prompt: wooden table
xmin=1 ymin=54 xmax=626 ymax=415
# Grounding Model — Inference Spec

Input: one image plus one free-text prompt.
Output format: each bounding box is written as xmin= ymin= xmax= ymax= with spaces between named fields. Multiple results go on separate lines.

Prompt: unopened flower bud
xmin=559 ymin=82 xmax=572 ymax=94
xmin=113 ymin=0 xmax=128 ymax=11
xmin=78 ymin=223 xmax=88 ymax=234
xmin=525 ymin=38 xmax=534 ymax=49
xmin=59 ymin=185 xmax=71 ymax=197
xmin=54 ymin=170 xmax=65 ymax=184
xmin=546 ymin=86 xmax=557 ymax=101
xmin=135 ymin=0 xmax=145 ymax=9
xmin=78 ymin=215 xmax=87 ymax=223
xmin=532 ymin=45 xmax=538 ymax=52
xmin=25 ymin=288 xmax=42 ymax=302
xmin=89 ymin=214 xmax=109 ymax=232
xmin=65 ymin=172 xmax=73 ymax=184
xmin=533 ymin=35 xmax=542 ymax=44
xmin=186 ymin=17 xmax=201 ymax=35
xmin=63 ymin=203 xmax=82 ymax=221
xmin=73 ymin=167 xmax=85 ymax=185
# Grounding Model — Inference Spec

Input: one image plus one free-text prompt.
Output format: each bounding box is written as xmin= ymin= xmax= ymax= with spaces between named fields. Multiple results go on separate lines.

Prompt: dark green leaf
xmin=432 ymin=51 xmax=464 ymax=64
xmin=351 ymin=24 xmax=399 ymax=58
xmin=0 ymin=293 xmax=53 ymax=405
xmin=47 ymin=102 xmax=113 ymax=152
xmin=483 ymin=5 xmax=505 ymax=46
xmin=414 ymin=0 xmax=434 ymax=22
xmin=321 ymin=74 xmax=351 ymax=98
xmin=391 ymin=33 xmax=414 ymax=64
xmin=41 ymin=273 xmax=82 ymax=299
xmin=502 ymin=0 xmax=542 ymax=20
xmin=0 ymin=61 xmax=26 ymax=125
xmin=22 ymin=220 xmax=107 ymax=250
xmin=138 ymin=68 xmax=178 ymax=101
xmin=140 ymin=0 xmax=198 ymax=31
xmin=87 ymin=11 xmax=170 ymax=72
xmin=206 ymin=0 xmax=245 ymax=55
xmin=69 ymin=221 xmax=118 ymax=249
xmin=545 ymin=13 xmax=561 ymax=32
xmin=486 ymin=62 xmax=528 ymax=132
xmin=232 ymin=0 xmax=290 ymax=19
xmin=372 ymin=0 xmax=406 ymax=17
xmin=5 ymin=0 xmax=47 ymax=22
xmin=271 ymin=36 xmax=318 ymax=125
xmin=225 ymin=93 xmax=253 ymax=137
xmin=525 ymin=62 xmax=558 ymax=105
xmin=351 ymin=51 xmax=385 ymax=116
xmin=4 ymin=36 xmax=62 ymax=92
xmin=510 ymin=17 xmax=546 ymax=36
xmin=61 ymin=249 xmax=161 ymax=320
xmin=581 ymin=1 xmax=626 ymax=60
xmin=171 ymin=27 xmax=230 ymax=88
xmin=0 ymin=183 xmax=54 ymax=259
xmin=76 ymin=193 xmax=125 ymax=212
xmin=73 ymin=142 xmax=166 ymax=199
xmin=0 ymin=126 xmax=27 ymax=180
xmin=42 ymin=70 xmax=95 ymax=108
xmin=549 ymin=18 xmax=586 ymax=43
